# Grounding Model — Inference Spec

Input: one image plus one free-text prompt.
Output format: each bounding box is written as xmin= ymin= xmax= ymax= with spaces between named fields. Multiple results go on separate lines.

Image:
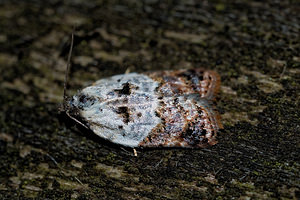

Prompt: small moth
xmin=63 ymin=35 xmax=222 ymax=148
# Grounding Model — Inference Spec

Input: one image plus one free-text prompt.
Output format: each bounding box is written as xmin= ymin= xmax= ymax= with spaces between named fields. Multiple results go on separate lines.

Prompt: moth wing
xmin=69 ymin=73 xmax=162 ymax=148
xmin=145 ymin=68 xmax=220 ymax=99
xmin=139 ymin=94 xmax=222 ymax=148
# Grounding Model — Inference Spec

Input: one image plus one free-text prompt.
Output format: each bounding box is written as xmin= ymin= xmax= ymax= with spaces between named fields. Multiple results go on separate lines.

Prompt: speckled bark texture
xmin=0 ymin=0 xmax=299 ymax=199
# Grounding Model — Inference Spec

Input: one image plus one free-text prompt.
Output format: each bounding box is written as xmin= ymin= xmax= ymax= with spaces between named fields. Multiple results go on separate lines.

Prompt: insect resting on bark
xmin=62 ymin=33 xmax=222 ymax=148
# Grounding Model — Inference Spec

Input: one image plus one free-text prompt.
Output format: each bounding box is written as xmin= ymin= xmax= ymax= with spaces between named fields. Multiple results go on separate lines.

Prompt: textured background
xmin=0 ymin=0 xmax=299 ymax=199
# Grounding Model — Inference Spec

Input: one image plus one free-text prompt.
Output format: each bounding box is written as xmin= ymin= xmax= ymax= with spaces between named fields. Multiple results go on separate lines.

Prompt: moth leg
xmin=133 ymin=148 xmax=137 ymax=157
xmin=125 ymin=68 xmax=131 ymax=74
xmin=66 ymin=110 xmax=89 ymax=130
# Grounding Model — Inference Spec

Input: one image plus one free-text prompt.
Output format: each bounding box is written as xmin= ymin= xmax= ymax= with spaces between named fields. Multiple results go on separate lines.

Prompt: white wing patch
xmin=70 ymin=73 xmax=161 ymax=147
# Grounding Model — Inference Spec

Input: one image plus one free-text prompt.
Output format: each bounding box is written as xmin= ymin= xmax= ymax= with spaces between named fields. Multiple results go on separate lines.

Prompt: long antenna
xmin=63 ymin=30 xmax=74 ymax=110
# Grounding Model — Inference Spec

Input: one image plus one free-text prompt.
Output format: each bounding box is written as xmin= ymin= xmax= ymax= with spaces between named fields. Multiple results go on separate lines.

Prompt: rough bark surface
xmin=0 ymin=0 xmax=299 ymax=199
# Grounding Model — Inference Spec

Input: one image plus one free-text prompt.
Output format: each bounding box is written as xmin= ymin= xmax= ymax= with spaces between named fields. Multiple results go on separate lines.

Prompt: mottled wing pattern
xmin=140 ymin=69 xmax=222 ymax=148
xmin=69 ymin=68 xmax=222 ymax=148
xmin=69 ymin=73 xmax=161 ymax=147
xmin=145 ymin=68 xmax=220 ymax=99
xmin=139 ymin=95 xmax=222 ymax=148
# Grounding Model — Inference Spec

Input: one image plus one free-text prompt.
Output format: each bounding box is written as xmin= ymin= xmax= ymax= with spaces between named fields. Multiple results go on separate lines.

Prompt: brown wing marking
xmin=145 ymin=68 xmax=220 ymax=99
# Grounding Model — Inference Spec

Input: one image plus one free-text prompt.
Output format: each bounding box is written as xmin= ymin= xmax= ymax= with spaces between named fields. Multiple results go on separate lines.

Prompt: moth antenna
xmin=63 ymin=30 xmax=74 ymax=110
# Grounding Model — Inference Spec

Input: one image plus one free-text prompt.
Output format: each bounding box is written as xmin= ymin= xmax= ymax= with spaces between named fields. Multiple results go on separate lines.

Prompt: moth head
xmin=59 ymin=30 xmax=90 ymax=130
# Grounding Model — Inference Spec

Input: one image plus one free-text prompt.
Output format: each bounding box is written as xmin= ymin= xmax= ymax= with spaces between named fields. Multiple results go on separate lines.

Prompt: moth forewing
xmin=67 ymin=69 xmax=222 ymax=148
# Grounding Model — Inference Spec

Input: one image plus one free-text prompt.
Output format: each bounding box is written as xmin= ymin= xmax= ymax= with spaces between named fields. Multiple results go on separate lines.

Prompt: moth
xmin=63 ymin=35 xmax=222 ymax=148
